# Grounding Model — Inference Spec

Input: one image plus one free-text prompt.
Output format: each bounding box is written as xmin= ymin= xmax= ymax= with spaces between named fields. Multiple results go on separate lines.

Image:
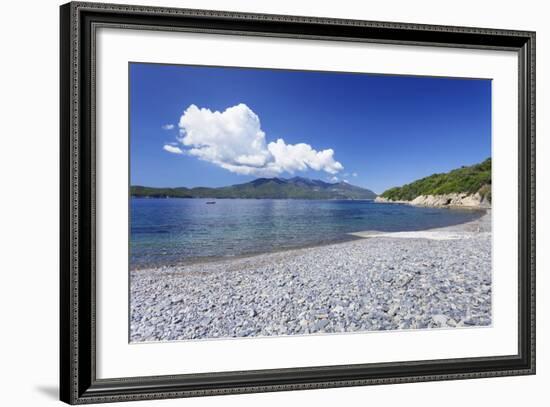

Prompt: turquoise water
xmin=130 ymin=198 xmax=484 ymax=268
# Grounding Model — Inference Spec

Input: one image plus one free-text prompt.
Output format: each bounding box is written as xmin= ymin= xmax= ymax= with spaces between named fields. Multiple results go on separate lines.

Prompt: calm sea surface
xmin=130 ymin=198 xmax=485 ymax=268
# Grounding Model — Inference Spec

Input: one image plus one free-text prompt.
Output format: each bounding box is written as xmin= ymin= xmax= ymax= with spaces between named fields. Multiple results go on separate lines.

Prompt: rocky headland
xmin=376 ymin=158 xmax=491 ymax=209
xmin=375 ymin=191 xmax=490 ymax=208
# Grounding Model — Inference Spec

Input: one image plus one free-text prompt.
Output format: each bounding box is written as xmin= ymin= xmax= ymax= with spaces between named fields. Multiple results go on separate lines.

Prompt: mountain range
xmin=131 ymin=177 xmax=377 ymax=200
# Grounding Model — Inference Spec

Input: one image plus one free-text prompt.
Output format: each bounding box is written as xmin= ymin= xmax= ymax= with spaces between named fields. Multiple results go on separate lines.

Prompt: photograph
xmin=129 ymin=63 xmax=493 ymax=343
xmin=56 ymin=2 xmax=536 ymax=403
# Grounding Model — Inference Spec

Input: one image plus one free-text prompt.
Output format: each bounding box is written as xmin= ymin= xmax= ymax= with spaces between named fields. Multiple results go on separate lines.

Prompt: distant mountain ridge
xmin=131 ymin=176 xmax=377 ymax=200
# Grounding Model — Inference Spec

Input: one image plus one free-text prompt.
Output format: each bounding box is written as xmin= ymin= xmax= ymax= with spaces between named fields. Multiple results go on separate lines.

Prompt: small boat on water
xmin=206 ymin=201 xmax=216 ymax=204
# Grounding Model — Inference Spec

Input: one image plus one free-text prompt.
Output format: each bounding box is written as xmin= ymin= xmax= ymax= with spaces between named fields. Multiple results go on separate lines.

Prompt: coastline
xmin=130 ymin=233 xmax=363 ymax=271
xmin=374 ymin=193 xmax=491 ymax=209
xmin=130 ymin=207 xmax=488 ymax=271
xmin=350 ymin=209 xmax=490 ymax=239
xmin=130 ymin=211 xmax=491 ymax=342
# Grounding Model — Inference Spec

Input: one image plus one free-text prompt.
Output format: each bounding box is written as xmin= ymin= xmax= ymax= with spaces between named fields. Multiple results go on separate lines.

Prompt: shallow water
xmin=130 ymin=198 xmax=485 ymax=268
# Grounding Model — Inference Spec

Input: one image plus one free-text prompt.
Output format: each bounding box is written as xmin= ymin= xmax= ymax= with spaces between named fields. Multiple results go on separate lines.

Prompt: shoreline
xmin=350 ymin=209 xmax=490 ymax=239
xmin=130 ymin=210 xmax=492 ymax=342
xmin=374 ymin=194 xmax=491 ymax=209
xmin=131 ymin=208 xmax=488 ymax=271
xmin=130 ymin=234 xmax=364 ymax=271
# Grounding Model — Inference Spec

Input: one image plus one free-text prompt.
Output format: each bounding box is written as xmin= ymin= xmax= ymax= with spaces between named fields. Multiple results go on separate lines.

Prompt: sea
xmin=130 ymin=198 xmax=486 ymax=269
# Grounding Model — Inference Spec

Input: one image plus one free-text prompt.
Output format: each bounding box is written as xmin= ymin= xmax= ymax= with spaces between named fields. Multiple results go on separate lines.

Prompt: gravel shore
xmin=130 ymin=211 xmax=491 ymax=342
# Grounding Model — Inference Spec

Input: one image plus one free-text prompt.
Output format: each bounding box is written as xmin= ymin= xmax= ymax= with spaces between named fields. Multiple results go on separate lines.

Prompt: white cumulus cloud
xmin=170 ymin=103 xmax=343 ymax=177
xmin=163 ymin=144 xmax=183 ymax=154
xmin=162 ymin=124 xmax=175 ymax=130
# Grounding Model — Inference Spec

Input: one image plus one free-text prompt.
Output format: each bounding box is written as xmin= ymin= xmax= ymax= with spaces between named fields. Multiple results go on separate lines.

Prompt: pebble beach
xmin=130 ymin=211 xmax=492 ymax=342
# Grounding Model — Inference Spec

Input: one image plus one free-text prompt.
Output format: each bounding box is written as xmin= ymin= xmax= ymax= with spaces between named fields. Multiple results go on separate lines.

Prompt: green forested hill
xmin=131 ymin=177 xmax=377 ymax=200
xmin=380 ymin=158 xmax=491 ymax=201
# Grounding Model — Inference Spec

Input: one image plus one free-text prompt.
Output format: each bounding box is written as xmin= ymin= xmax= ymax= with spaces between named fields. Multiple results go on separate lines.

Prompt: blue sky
xmin=130 ymin=63 xmax=491 ymax=194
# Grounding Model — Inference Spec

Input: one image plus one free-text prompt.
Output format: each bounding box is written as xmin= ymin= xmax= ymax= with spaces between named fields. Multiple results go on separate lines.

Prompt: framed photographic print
xmin=60 ymin=1 xmax=536 ymax=404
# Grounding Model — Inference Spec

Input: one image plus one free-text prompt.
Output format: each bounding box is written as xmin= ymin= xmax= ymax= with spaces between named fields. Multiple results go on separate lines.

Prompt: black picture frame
xmin=60 ymin=2 xmax=536 ymax=404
